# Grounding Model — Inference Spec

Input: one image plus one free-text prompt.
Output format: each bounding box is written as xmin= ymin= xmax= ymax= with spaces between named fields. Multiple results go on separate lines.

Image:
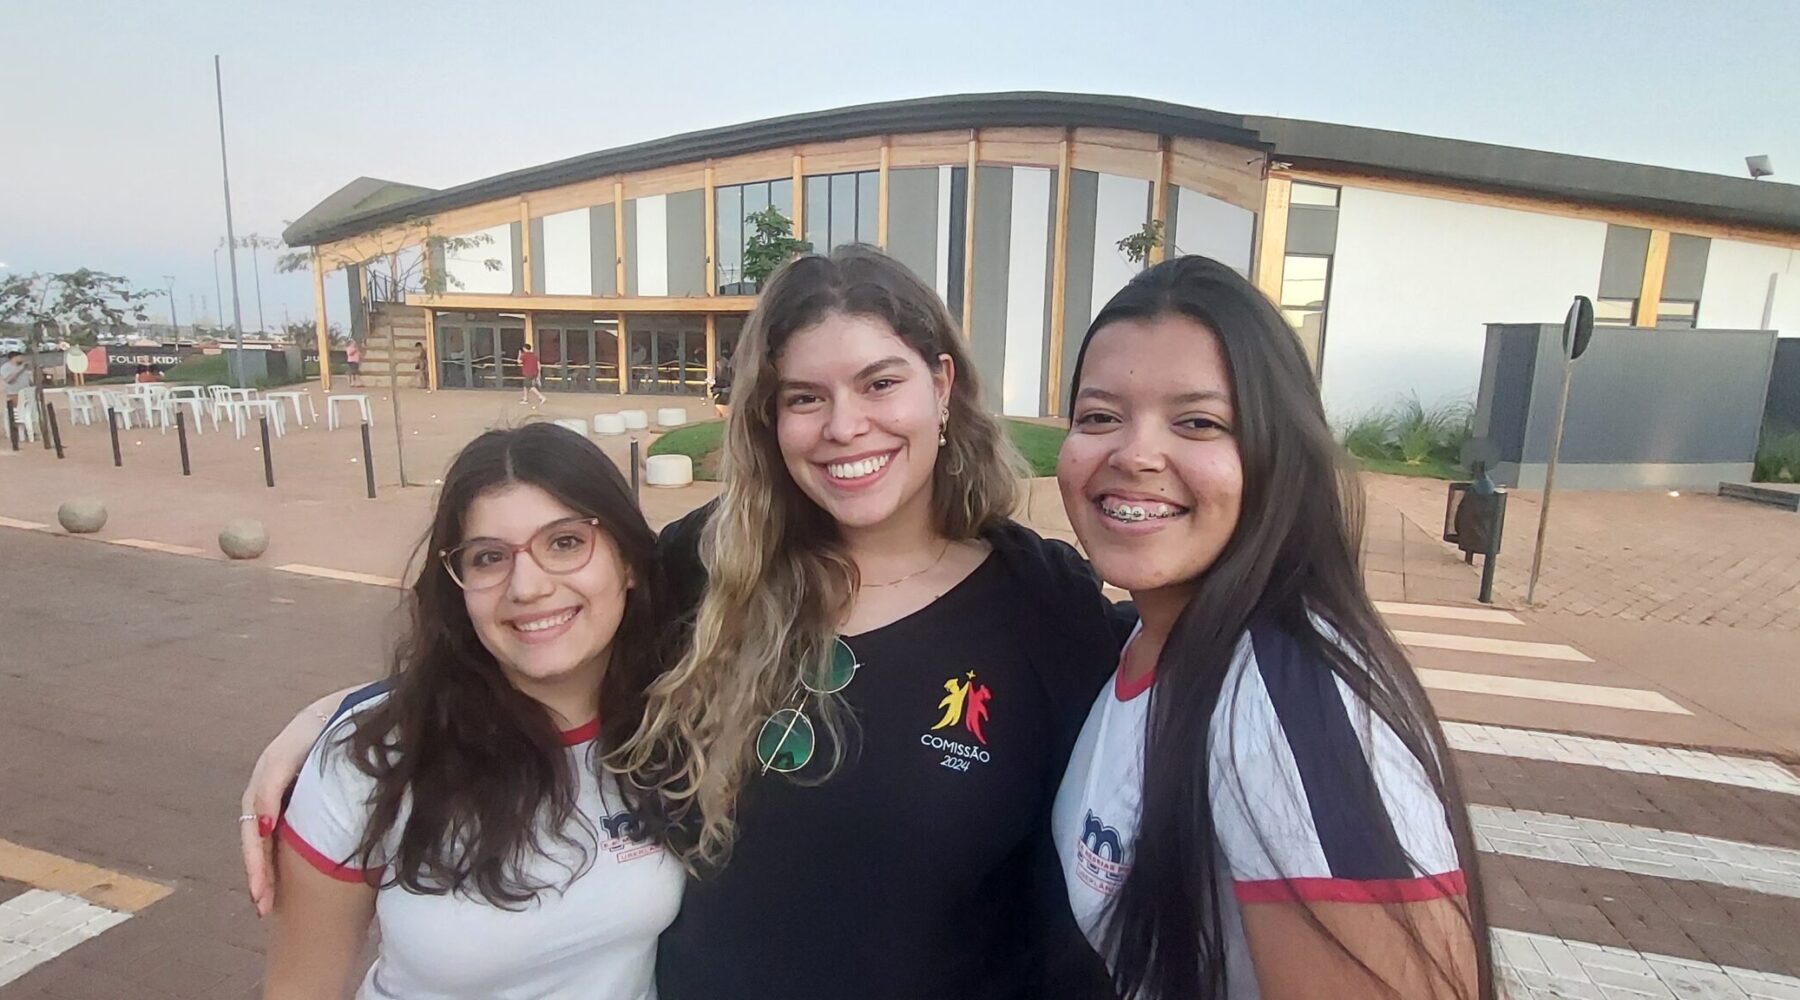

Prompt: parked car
xmin=0 ymin=337 xmax=24 ymax=353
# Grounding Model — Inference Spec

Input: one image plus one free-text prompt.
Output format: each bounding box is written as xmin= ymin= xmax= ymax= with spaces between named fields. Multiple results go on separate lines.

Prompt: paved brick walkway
xmin=1366 ymin=474 xmax=1800 ymax=630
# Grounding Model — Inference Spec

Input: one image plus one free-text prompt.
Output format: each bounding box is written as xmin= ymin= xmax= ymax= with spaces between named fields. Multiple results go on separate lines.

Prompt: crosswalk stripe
xmin=1419 ymin=668 xmax=1690 ymax=714
xmin=274 ymin=563 xmax=403 ymax=588
xmin=1473 ymin=805 xmax=1800 ymax=900
xmin=0 ymin=516 xmax=49 ymax=531
xmin=1395 ymin=629 xmax=1592 ymax=662
xmin=0 ymin=890 xmax=131 ymax=987
xmin=1445 ymin=722 xmax=1800 ymax=796
xmin=1375 ymin=601 xmax=1524 ymax=625
xmin=107 ymin=538 xmax=205 ymax=557
xmin=1493 ymin=928 xmax=1800 ymax=1000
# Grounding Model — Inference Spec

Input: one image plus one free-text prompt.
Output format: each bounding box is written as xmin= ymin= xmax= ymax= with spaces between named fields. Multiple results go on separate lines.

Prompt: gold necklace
xmin=860 ymin=540 xmax=953 ymax=589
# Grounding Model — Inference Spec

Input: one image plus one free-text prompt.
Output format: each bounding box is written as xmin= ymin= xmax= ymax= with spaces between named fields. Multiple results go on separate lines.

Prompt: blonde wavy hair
xmin=614 ymin=246 xmax=1023 ymax=868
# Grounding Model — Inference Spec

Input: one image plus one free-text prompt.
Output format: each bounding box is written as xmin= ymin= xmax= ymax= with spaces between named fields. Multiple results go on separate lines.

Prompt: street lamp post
xmin=212 ymin=246 xmax=225 ymax=329
xmin=213 ymin=55 xmax=247 ymax=387
xmin=163 ymin=275 xmax=178 ymax=339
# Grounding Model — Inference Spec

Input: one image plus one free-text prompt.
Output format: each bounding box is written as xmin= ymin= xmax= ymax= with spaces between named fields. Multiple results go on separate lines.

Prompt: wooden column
xmin=523 ymin=312 xmax=536 ymax=351
xmin=961 ymin=133 xmax=979 ymax=334
xmin=791 ymin=153 xmax=805 ymax=242
xmin=1252 ymin=175 xmax=1292 ymax=301
xmin=705 ymin=313 xmax=718 ymax=385
xmin=1046 ymin=132 xmax=1074 ymax=416
xmin=422 ymin=306 xmax=439 ymax=391
xmin=1150 ymin=137 xmax=1171 ymax=265
xmin=704 ymin=165 xmax=717 ymax=296
xmin=615 ymin=314 xmax=629 ymax=396
xmin=311 ymin=251 xmax=331 ymax=392
xmin=519 ymin=200 xmax=533 ymax=296
xmin=613 ymin=180 xmax=627 ymax=294
xmin=877 ymin=137 xmax=892 ymax=249
xmin=1637 ymin=229 xmax=1671 ymax=327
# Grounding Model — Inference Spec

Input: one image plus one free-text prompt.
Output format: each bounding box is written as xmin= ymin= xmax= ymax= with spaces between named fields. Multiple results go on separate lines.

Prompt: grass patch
xmin=647 ymin=418 xmax=1067 ymax=482
xmin=1337 ymin=394 xmax=1471 ymax=482
xmin=1755 ymin=422 xmax=1800 ymax=483
xmin=163 ymin=352 xmax=308 ymax=389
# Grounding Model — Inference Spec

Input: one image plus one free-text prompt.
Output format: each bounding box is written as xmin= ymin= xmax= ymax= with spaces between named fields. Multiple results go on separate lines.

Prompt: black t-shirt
xmin=655 ymin=506 xmax=1126 ymax=1000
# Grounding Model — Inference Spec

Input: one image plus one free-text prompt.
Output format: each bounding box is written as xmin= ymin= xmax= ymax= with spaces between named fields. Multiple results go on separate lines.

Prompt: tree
xmin=0 ymin=269 xmax=157 ymax=433
xmin=1116 ymin=220 xmax=1165 ymax=267
xmin=275 ymin=217 xmax=502 ymax=299
xmin=740 ymin=207 xmax=812 ymax=287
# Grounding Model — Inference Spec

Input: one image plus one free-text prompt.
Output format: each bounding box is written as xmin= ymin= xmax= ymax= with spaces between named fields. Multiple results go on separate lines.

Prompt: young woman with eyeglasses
xmin=262 ymin=424 xmax=683 ymax=999
xmin=246 ymin=247 xmax=1123 ymax=999
xmin=1050 ymin=256 xmax=1490 ymax=999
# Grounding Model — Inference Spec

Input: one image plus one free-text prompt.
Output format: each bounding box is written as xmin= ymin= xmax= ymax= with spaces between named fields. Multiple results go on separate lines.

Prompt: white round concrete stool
xmin=644 ymin=454 xmax=694 ymax=488
xmin=553 ymin=418 xmax=589 ymax=437
xmin=619 ymin=408 xmax=649 ymax=430
xmin=593 ymin=413 xmax=627 ymax=436
xmin=655 ymin=407 xmax=688 ymax=428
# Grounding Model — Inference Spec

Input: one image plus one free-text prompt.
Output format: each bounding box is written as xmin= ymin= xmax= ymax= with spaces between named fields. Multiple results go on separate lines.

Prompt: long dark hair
xmin=340 ymin=423 xmax=671 ymax=905
xmin=1070 ymin=257 xmax=1492 ymax=999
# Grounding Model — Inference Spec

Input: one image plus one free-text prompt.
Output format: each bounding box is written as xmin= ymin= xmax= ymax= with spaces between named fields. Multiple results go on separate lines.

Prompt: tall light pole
xmin=212 ymin=245 xmax=225 ymax=330
xmin=163 ymin=275 xmax=178 ymax=339
xmin=248 ymin=236 xmax=267 ymax=335
xmin=214 ymin=55 xmax=247 ymax=386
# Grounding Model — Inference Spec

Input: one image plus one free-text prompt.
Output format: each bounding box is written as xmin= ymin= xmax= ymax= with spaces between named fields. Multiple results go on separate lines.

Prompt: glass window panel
xmin=1280 ymin=255 xmax=1330 ymax=309
xmin=1593 ymin=297 xmax=1636 ymax=326
xmin=829 ymin=173 xmax=857 ymax=250
xmin=1656 ymin=300 xmax=1698 ymax=329
xmin=856 ymin=171 xmax=880 ymax=243
xmin=771 ymin=178 xmax=793 ymax=221
xmin=744 ymin=181 xmax=770 ymax=216
xmin=716 ymin=186 xmax=743 ymax=292
xmin=805 ymin=176 xmax=830 ymax=251
xmin=1289 ymin=183 xmax=1340 ymax=207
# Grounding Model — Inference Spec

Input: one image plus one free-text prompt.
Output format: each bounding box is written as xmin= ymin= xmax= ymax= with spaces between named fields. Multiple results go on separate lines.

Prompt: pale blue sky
xmin=3 ymin=0 xmax=1796 ymax=330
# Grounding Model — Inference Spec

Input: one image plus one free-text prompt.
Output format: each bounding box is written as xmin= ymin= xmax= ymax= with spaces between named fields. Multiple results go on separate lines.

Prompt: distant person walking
xmin=415 ymin=343 xmax=431 ymax=392
xmin=345 ymin=340 xmax=362 ymax=387
xmin=519 ymin=341 xmax=546 ymax=405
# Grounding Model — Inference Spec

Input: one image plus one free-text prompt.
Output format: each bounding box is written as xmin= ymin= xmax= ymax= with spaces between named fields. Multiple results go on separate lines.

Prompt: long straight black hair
xmin=1069 ymin=256 xmax=1493 ymax=999
xmin=343 ymin=423 xmax=673 ymax=905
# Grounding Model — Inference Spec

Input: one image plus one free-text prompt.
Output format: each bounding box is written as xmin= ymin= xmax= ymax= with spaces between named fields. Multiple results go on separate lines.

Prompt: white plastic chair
xmin=10 ymin=387 xmax=39 ymax=442
xmin=326 ymin=393 xmax=373 ymax=430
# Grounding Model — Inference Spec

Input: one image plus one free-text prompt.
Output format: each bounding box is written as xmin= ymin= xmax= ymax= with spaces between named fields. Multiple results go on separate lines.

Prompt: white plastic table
xmin=264 ymin=390 xmax=319 ymax=428
xmin=164 ymin=395 xmax=215 ymax=433
xmin=326 ymin=393 xmax=373 ymax=430
xmin=223 ymin=399 xmax=286 ymax=439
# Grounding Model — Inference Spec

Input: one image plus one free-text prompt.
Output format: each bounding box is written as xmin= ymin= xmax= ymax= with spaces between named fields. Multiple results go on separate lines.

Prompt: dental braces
xmin=1104 ymin=504 xmax=1180 ymax=522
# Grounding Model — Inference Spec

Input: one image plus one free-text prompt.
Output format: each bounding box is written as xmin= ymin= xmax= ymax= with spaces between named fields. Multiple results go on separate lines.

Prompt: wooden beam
xmin=705 ymin=313 xmax=718 ymax=385
xmin=518 ymin=200 xmax=533 ymax=296
xmin=523 ymin=312 xmax=536 ymax=354
xmin=961 ymin=133 xmax=979 ymax=335
xmin=422 ymin=306 xmax=439 ymax=391
xmin=312 ymin=251 xmax=331 ymax=392
xmin=1150 ymin=137 xmax=1171 ymax=265
xmin=877 ymin=137 xmax=892 ymax=249
xmin=405 ymin=292 xmax=758 ymax=313
xmin=704 ymin=165 xmax=717 ymax=297
xmin=615 ymin=314 xmax=629 ymax=396
xmin=1638 ymin=229 xmax=1672 ymax=326
xmin=613 ymin=180 xmax=627 ymax=294
xmin=791 ymin=153 xmax=805 ymax=241
xmin=1046 ymin=132 xmax=1074 ymax=417
xmin=1253 ymin=175 xmax=1292 ymax=301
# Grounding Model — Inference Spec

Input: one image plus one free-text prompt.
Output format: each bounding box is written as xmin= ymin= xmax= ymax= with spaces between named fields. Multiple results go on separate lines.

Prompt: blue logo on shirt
xmin=1081 ymin=811 xmax=1123 ymax=863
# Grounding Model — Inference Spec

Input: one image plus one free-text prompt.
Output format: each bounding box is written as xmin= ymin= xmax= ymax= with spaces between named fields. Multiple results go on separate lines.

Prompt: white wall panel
xmin=1090 ymin=174 xmax=1151 ymax=317
xmin=540 ymin=209 xmax=592 ymax=296
xmin=444 ymin=224 xmax=512 ymax=295
xmin=1173 ymin=186 xmax=1254 ymax=276
xmin=935 ymin=165 xmax=953 ymax=298
xmin=1698 ymin=240 xmax=1800 ymax=337
xmin=1002 ymin=167 xmax=1052 ymax=417
xmin=634 ymin=195 xmax=669 ymax=297
xmin=1322 ymin=187 xmax=1608 ymax=418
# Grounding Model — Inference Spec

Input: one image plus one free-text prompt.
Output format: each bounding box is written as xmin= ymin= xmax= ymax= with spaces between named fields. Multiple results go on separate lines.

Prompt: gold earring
xmin=938 ymin=410 xmax=949 ymax=447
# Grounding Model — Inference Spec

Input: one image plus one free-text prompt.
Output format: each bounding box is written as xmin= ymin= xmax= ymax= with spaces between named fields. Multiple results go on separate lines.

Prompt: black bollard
xmin=6 ymin=400 xmax=16 ymax=451
xmin=176 ymin=411 xmax=192 ymax=476
xmin=260 ymin=416 xmax=275 ymax=488
xmin=629 ymin=438 xmax=640 ymax=504
xmin=46 ymin=403 xmax=64 ymax=459
xmin=107 ymin=408 xmax=122 ymax=467
xmin=360 ymin=421 xmax=376 ymax=499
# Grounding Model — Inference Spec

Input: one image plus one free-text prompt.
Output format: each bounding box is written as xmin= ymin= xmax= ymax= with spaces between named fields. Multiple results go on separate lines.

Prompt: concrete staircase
xmin=361 ymin=304 xmax=429 ymax=388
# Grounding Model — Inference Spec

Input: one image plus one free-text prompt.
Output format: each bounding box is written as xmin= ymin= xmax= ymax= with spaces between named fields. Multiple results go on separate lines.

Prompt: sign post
xmin=1525 ymin=296 xmax=1595 ymax=604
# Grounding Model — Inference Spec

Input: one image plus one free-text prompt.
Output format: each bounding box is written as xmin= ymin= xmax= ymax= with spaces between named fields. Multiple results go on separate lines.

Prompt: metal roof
xmin=284 ymin=92 xmax=1800 ymax=247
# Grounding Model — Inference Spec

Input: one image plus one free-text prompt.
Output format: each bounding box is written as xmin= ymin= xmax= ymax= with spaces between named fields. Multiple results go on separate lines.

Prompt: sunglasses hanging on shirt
xmin=756 ymin=637 xmax=860 ymax=774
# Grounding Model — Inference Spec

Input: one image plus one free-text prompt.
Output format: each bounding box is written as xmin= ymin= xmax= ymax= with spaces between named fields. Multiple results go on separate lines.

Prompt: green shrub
xmin=1755 ymin=423 xmax=1800 ymax=483
xmin=1339 ymin=394 xmax=1471 ymax=480
xmin=646 ymin=418 xmax=1067 ymax=481
xmin=1340 ymin=411 xmax=1394 ymax=460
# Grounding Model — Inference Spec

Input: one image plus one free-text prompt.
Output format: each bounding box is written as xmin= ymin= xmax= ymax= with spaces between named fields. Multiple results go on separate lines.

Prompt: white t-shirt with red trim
xmin=281 ymin=695 xmax=685 ymax=1000
xmin=1051 ymin=620 xmax=1463 ymax=998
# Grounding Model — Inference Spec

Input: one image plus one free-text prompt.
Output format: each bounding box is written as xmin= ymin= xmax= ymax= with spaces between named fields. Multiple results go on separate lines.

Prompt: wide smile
xmin=818 ymin=449 xmax=899 ymax=491
xmin=1094 ymin=493 xmax=1191 ymax=531
xmin=506 ymin=606 xmax=581 ymax=644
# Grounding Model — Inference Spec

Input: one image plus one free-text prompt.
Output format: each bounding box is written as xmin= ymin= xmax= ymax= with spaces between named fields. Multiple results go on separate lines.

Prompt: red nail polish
xmin=258 ymin=816 xmax=275 ymax=837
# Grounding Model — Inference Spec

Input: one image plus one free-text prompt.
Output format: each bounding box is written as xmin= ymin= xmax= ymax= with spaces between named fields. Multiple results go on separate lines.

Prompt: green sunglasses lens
xmin=756 ymin=709 xmax=816 ymax=773
xmin=806 ymin=638 xmax=858 ymax=695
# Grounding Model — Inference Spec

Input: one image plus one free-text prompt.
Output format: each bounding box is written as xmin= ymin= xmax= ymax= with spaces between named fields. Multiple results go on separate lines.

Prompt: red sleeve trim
xmin=278 ymin=820 xmax=380 ymax=885
xmin=1234 ymin=870 xmax=1466 ymax=905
